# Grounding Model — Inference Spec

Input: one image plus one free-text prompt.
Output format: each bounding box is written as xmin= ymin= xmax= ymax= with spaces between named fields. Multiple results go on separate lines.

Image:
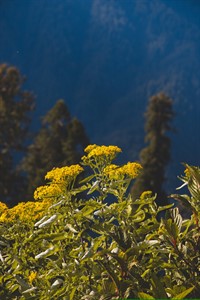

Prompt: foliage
xmin=0 ymin=145 xmax=199 ymax=299
xmin=21 ymin=99 xmax=89 ymax=201
xmin=131 ymin=92 xmax=174 ymax=206
xmin=0 ymin=64 xmax=35 ymax=205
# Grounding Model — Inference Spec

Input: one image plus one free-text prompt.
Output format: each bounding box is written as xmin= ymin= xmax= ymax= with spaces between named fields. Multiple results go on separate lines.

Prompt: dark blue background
xmin=0 ymin=0 xmax=200 ymax=194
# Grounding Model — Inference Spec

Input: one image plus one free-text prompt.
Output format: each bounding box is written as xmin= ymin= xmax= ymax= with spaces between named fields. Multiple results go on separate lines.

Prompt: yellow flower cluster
xmin=0 ymin=200 xmax=50 ymax=223
xmin=103 ymin=164 xmax=118 ymax=173
xmin=184 ymin=167 xmax=190 ymax=178
xmin=34 ymin=184 xmax=62 ymax=200
xmin=28 ymin=271 xmax=37 ymax=284
xmin=45 ymin=164 xmax=83 ymax=183
xmin=0 ymin=202 xmax=8 ymax=214
xmin=84 ymin=144 xmax=98 ymax=153
xmin=84 ymin=144 xmax=122 ymax=159
xmin=104 ymin=162 xmax=142 ymax=179
xmin=120 ymin=162 xmax=142 ymax=178
xmin=34 ymin=165 xmax=83 ymax=202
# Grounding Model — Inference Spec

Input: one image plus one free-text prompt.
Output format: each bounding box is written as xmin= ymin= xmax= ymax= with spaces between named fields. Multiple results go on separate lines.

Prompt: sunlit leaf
xmin=172 ymin=286 xmax=194 ymax=299
xmin=138 ymin=292 xmax=155 ymax=299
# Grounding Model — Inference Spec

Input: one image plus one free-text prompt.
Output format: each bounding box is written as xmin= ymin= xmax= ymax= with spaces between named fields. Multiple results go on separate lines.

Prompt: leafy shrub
xmin=0 ymin=145 xmax=199 ymax=299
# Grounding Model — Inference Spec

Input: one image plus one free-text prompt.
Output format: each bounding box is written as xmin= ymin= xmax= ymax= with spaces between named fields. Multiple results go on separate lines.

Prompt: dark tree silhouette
xmin=0 ymin=64 xmax=34 ymax=205
xmin=21 ymin=99 xmax=89 ymax=200
xmin=131 ymin=92 xmax=174 ymax=206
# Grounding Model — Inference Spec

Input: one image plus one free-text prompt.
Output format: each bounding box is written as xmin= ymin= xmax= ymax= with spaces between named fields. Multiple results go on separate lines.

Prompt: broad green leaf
xmin=69 ymin=287 xmax=77 ymax=300
xmin=7 ymin=283 xmax=20 ymax=293
xmin=38 ymin=214 xmax=58 ymax=228
xmin=49 ymin=199 xmax=63 ymax=209
xmin=34 ymin=215 xmax=49 ymax=227
xmin=87 ymin=180 xmax=100 ymax=194
xmin=35 ymin=245 xmax=58 ymax=259
xmin=42 ymin=232 xmax=69 ymax=242
xmin=157 ymin=203 xmax=174 ymax=212
xmin=172 ymin=286 xmax=194 ymax=299
xmin=51 ymin=278 xmax=63 ymax=289
xmin=138 ymin=292 xmax=155 ymax=299
xmin=76 ymin=203 xmax=102 ymax=218
xmin=22 ymin=286 xmax=37 ymax=294
xmin=79 ymin=174 xmax=96 ymax=184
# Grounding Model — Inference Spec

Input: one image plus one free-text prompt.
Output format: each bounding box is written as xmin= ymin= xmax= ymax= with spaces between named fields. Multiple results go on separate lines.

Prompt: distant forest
xmin=0 ymin=64 xmax=174 ymax=208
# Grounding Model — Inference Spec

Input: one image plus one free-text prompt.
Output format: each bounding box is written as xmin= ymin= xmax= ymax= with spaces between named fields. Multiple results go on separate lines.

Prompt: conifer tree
xmin=21 ymin=99 xmax=89 ymax=200
xmin=131 ymin=92 xmax=174 ymax=205
xmin=0 ymin=64 xmax=34 ymax=205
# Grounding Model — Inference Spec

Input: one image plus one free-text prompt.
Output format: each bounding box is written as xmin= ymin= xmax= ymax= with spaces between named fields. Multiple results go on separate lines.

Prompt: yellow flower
xmin=104 ymin=162 xmax=142 ymax=180
xmin=103 ymin=164 xmax=118 ymax=174
xmin=119 ymin=162 xmax=142 ymax=179
xmin=0 ymin=202 xmax=8 ymax=214
xmin=34 ymin=184 xmax=62 ymax=200
xmin=184 ymin=167 xmax=190 ymax=178
xmin=0 ymin=200 xmax=50 ymax=223
xmin=45 ymin=164 xmax=83 ymax=183
xmin=84 ymin=144 xmax=98 ymax=153
xmin=0 ymin=212 xmax=9 ymax=222
xmin=87 ymin=145 xmax=122 ymax=159
xmin=28 ymin=271 xmax=37 ymax=284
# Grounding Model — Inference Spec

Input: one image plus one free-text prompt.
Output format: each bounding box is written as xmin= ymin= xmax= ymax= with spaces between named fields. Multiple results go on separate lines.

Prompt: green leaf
xmin=15 ymin=274 xmax=30 ymax=290
xmin=38 ymin=214 xmax=58 ymax=228
xmin=151 ymin=273 xmax=168 ymax=299
xmin=22 ymin=286 xmax=37 ymax=294
xmin=133 ymin=209 xmax=146 ymax=223
xmin=138 ymin=292 xmax=155 ymax=299
xmin=171 ymin=194 xmax=192 ymax=210
xmin=172 ymin=286 xmax=194 ymax=299
xmin=65 ymin=224 xmax=78 ymax=233
xmin=35 ymin=245 xmax=58 ymax=259
xmin=49 ymin=199 xmax=64 ymax=209
xmin=45 ymin=232 xmax=69 ymax=241
xmin=76 ymin=202 xmax=102 ymax=218
xmin=69 ymin=245 xmax=82 ymax=258
xmin=92 ymin=235 xmax=106 ymax=252
xmin=157 ymin=203 xmax=174 ymax=212
xmin=69 ymin=287 xmax=77 ymax=300
xmin=71 ymin=185 xmax=88 ymax=195
xmin=98 ymin=260 xmax=120 ymax=289
xmin=51 ymin=278 xmax=63 ymax=289
xmin=34 ymin=215 xmax=49 ymax=227
xmin=106 ymin=187 xmax=119 ymax=197
xmin=87 ymin=180 xmax=100 ymax=194
xmin=81 ymin=247 xmax=94 ymax=260
xmin=79 ymin=174 xmax=95 ymax=184
xmin=7 ymin=283 xmax=20 ymax=293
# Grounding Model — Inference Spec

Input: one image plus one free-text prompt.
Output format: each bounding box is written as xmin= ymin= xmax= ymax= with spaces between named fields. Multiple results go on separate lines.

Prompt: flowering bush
xmin=0 ymin=145 xmax=199 ymax=299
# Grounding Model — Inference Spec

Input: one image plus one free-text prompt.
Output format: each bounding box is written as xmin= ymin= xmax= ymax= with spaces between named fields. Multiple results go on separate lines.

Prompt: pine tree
xmin=21 ymin=99 xmax=89 ymax=200
xmin=131 ymin=92 xmax=174 ymax=205
xmin=0 ymin=64 xmax=34 ymax=205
